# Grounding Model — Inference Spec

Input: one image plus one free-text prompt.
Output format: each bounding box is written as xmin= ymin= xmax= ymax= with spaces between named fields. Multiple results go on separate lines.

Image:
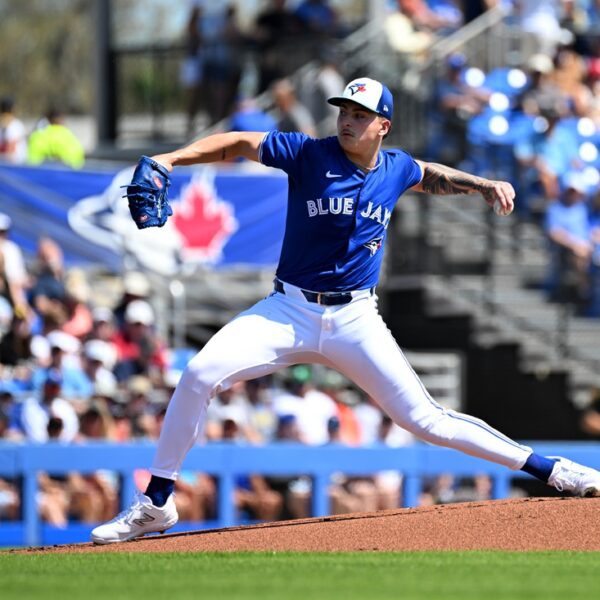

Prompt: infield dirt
xmin=16 ymin=496 xmax=600 ymax=554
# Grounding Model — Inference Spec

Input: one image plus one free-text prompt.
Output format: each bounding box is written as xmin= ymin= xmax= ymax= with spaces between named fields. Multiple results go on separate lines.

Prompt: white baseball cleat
xmin=91 ymin=492 xmax=178 ymax=544
xmin=547 ymin=457 xmax=600 ymax=497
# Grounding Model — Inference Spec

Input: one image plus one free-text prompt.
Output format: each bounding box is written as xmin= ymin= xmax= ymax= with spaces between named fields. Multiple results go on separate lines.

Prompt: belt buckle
xmin=316 ymin=292 xmax=323 ymax=305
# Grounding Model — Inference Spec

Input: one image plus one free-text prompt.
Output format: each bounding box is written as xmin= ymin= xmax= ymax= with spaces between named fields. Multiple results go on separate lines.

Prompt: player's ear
xmin=379 ymin=117 xmax=392 ymax=138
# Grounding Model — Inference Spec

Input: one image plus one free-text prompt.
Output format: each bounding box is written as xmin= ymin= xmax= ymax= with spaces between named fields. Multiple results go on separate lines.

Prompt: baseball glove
xmin=123 ymin=155 xmax=173 ymax=229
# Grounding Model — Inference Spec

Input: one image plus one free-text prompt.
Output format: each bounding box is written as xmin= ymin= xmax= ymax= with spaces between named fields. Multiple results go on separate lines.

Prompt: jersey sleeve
xmin=394 ymin=150 xmax=423 ymax=194
xmin=259 ymin=130 xmax=308 ymax=177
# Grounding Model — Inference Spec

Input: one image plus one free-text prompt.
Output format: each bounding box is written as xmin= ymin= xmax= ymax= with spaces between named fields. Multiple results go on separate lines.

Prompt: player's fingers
xmin=151 ymin=154 xmax=174 ymax=172
xmin=496 ymin=182 xmax=515 ymax=210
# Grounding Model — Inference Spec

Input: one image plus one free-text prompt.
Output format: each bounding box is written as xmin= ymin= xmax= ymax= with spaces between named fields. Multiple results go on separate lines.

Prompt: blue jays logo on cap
xmin=328 ymin=77 xmax=394 ymax=120
xmin=349 ymin=82 xmax=367 ymax=96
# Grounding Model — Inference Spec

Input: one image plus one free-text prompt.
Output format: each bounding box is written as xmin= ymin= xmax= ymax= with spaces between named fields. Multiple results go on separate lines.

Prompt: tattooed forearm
xmin=420 ymin=163 xmax=489 ymax=196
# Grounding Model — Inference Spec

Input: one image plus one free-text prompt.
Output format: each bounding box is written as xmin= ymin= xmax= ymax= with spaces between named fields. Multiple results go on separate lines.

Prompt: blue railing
xmin=1 ymin=441 xmax=599 ymax=547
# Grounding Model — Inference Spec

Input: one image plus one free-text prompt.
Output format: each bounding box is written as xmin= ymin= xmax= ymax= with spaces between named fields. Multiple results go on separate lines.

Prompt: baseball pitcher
xmin=92 ymin=77 xmax=600 ymax=544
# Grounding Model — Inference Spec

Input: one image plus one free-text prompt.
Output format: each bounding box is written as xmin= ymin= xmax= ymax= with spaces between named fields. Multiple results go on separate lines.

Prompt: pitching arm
xmin=410 ymin=159 xmax=515 ymax=215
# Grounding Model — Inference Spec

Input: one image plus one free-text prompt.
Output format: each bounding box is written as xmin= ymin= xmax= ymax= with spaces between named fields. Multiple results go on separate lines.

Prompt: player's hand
xmin=479 ymin=180 xmax=515 ymax=216
xmin=150 ymin=154 xmax=175 ymax=173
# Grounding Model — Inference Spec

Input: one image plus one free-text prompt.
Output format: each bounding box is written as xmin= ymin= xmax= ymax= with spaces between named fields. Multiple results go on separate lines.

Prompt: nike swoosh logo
xmin=326 ymin=171 xmax=342 ymax=178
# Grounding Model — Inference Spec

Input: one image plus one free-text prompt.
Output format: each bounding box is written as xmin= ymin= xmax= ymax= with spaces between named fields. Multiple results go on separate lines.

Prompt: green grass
xmin=1 ymin=551 xmax=599 ymax=600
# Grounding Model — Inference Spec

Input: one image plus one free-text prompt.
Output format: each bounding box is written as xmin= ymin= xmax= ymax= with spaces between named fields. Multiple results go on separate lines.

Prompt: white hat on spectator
xmin=527 ymin=54 xmax=553 ymax=74
xmin=124 ymin=300 xmax=154 ymax=325
xmin=46 ymin=330 xmax=81 ymax=353
xmin=93 ymin=379 xmax=118 ymax=399
xmin=220 ymin=405 xmax=244 ymax=426
xmin=84 ymin=339 xmax=115 ymax=368
xmin=123 ymin=271 xmax=151 ymax=297
xmin=564 ymin=171 xmax=587 ymax=194
xmin=92 ymin=306 xmax=114 ymax=323
xmin=0 ymin=213 xmax=11 ymax=231
xmin=127 ymin=375 xmax=153 ymax=396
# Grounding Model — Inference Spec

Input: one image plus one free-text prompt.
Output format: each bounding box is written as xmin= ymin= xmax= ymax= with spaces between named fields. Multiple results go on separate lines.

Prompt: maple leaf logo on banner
xmin=172 ymin=172 xmax=238 ymax=262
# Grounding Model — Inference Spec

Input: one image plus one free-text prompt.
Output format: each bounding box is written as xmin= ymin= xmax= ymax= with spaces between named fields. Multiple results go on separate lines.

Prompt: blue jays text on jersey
xmin=259 ymin=131 xmax=422 ymax=292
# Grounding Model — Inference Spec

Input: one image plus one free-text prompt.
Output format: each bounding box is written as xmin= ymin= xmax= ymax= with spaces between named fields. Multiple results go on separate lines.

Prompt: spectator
xmin=19 ymin=369 xmax=79 ymax=442
xmin=523 ymin=104 xmax=580 ymax=200
xmin=517 ymin=53 xmax=567 ymax=117
xmin=72 ymin=404 xmax=119 ymax=522
xmin=29 ymin=237 xmax=67 ymax=315
xmin=384 ymin=1 xmax=434 ymax=55
xmin=206 ymin=384 xmax=258 ymax=442
xmin=254 ymin=0 xmax=301 ymax=93
xmin=80 ymin=339 xmax=118 ymax=397
xmin=320 ymin=370 xmax=362 ymax=446
xmin=0 ymin=96 xmax=27 ymax=164
xmin=272 ymin=366 xmax=337 ymax=445
xmin=244 ymin=377 xmax=277 ymax=443
xmin=324 ymin=415 xmax=380 ymax=515
xmin=27 ymin=107 xmax=85 ymax=169
xmin=113 ymin=271 xmax=151 ymax=328
xmin=0 ymin=306 xmax=32 ymax=367
xmin=228 ymin=97 xmax=277 ymax=135
xmin=515 ymin=0 xmax=564 ymax=56
xmin=121 ymin=375 xmax=160 ymax=438
xmin=431 ymin=53 xmax=490 ymax=165
xmin=112 ymin=299 xmax=167 ymax=384
xmin=61 ymin=269 xmax=94 ymax=340
xmin=221 ymin=414 xmax=283 ymax=522
xmin=544 ymin=172 xmax=593 ymax=307
xmin=297 ymin=48 xmax=346 ymax=137
xmin=374 ymin=413 xmax=414 ymax=509
xmin=194 ymin=2 xmax=244 ymax=124
xmin=270 ymin=78 xmax=317 ymax=136
xmin=181 ymin=3 xmax=205 ymax=134
xmin=267 ymin=413 xmax=312 ymax=519
xmin=88 ymin=306 xmax=118 ymax=345
xmin=0 ymin=475 xmax=19 ymax=521
xmin=354 ymin=395 xmax=385 ymax=445
xmin=553 ymin=45 xmax=592 ymax=117
xmin=294 ymin=0 xmax=339 ymax=38
xmin=0 ymin=213 xmax=30 ymax=319
xmin=30 ymin=331 xmax=90 ymax=404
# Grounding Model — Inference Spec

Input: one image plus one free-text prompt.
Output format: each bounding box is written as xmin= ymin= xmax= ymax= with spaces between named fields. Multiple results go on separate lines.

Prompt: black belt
xmin=274 ymin=279 xmax=372 ymax=306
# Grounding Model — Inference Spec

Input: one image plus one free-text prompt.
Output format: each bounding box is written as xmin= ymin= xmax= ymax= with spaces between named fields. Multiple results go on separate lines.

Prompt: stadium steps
xmin=392 ymin=192 xmax=600 ymax=409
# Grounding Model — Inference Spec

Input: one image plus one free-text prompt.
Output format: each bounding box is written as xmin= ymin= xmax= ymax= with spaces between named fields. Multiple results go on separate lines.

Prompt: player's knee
xmin=178 ymin=359 xmax=219 ymax=397
xmin=406 ymin=409 xmax=458 ymax=444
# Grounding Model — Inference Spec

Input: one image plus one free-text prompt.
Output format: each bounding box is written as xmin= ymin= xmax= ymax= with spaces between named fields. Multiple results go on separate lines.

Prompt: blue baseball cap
xmin=328 ymin=77 xmax=393 ymax=120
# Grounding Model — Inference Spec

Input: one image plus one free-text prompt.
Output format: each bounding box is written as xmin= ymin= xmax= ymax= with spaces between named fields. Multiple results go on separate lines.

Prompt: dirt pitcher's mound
xmin=22 ymin=497 xmax=600 ymax=554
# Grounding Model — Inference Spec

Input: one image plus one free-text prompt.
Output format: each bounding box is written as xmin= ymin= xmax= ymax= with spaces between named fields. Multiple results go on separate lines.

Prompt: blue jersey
xmin=259 ymin=131 xmax=422 ymax=291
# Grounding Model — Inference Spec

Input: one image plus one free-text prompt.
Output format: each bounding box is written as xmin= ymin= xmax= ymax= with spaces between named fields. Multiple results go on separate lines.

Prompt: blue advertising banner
xmin=0 ymin=162 xmax=288 ymax=275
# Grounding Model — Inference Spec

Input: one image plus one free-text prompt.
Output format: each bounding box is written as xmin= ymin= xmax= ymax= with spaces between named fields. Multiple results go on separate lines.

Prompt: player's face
xmin=336 ymin=102 xmax=390 ymax=154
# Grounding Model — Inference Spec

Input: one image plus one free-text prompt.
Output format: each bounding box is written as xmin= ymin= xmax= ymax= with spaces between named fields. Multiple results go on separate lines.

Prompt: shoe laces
xmin=550 ymin=459 xmax=584 ymax=492
xmin=107 ymin=494 xmax=146 ymax=525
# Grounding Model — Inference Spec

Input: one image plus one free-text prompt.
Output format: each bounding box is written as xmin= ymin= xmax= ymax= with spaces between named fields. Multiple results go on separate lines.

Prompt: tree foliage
xmin=0 ymin=0 xmax=93 ymax=116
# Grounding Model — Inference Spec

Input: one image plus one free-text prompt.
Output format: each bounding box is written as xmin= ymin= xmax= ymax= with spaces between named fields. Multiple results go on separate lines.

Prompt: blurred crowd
xmin=423 ymin=1 xmax=600 ymax=315
xmin=0 ymin=99 xmax=84 ymax=168
xmin=180 ymin=0 xmax=484 ymax=134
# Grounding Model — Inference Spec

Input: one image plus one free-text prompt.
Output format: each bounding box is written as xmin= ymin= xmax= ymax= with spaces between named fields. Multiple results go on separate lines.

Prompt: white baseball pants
xmin=151 ymin=281 xmax=532 ymax=479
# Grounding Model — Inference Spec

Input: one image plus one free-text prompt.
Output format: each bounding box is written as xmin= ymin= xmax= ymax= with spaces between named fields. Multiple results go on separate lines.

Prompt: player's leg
xmin=322 ymin=297 xmax=600 ymax=496
xmin=91 ymin=293 xmax=319 ymax=543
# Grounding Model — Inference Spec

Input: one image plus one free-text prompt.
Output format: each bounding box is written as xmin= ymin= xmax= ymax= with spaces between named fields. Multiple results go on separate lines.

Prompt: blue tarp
xmin=0 ymin=162 xmax=288 ymax=274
